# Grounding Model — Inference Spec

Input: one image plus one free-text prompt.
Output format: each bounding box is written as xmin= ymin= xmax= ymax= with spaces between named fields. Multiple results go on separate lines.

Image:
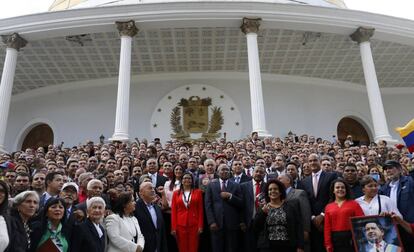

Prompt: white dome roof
xmin=49 ymin=0 xmax=346 ymax=11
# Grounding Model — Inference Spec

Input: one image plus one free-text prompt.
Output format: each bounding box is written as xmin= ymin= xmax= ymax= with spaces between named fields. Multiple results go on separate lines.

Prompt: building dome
xmin=49 ymin=0 xmax=346 ymax=11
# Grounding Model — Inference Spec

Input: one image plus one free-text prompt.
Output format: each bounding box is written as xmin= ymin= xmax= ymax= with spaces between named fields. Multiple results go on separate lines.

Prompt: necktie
xmin=313 ymin=174 xmax=318 ymax=197
xmin=247 ymin=169 xmax=251 ymax=176
xmin=221 ymin=181 xmax=226 ymax=192
xmin=255 ymin=182 xmax=261 ymax=209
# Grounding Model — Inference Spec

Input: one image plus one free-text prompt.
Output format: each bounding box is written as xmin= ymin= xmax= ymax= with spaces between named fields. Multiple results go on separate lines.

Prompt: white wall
xmin=4 ymin=72 xmax=412 ymax=151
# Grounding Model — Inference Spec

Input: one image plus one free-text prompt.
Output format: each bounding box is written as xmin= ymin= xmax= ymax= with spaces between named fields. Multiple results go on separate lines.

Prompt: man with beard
xmin=240 ymin=166 xmax=266 ymax=252
xmin=380 ymin=160 xmax=414 ymax=248
xmin=60 ymin=182 xmax=79 ymax=220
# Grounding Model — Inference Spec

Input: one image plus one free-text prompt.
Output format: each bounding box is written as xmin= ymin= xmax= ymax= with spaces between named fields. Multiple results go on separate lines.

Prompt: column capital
xmin=350 ymin=27 xmax=375 ymax=44
xmin=115 ymin=20 xmax=138 ymax=37
xmin=1 ymin=33 xmax=27 ymax=51
xmin=240 ymin=17 xmax=262 ymax=34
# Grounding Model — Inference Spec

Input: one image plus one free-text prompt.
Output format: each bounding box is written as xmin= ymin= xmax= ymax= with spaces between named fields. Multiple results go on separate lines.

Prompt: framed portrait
xmin=350 ymin=215 xmax=403 ymax=252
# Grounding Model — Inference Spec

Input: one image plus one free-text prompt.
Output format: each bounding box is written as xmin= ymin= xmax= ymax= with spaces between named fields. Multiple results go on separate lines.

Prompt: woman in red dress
xmin=324 ymin=178 xmax=364 ymax=252
xmin=171 ymin=172 xmax=204 ymax=252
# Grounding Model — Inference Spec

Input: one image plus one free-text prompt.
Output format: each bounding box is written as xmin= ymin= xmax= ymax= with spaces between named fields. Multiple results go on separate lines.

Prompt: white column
xmin=350 ymin=27 xmax=394 ymax=142
xmin=0 ymin=33 xmax=27 ymax=153
xmin=241 ymin=18 xmax=271 ymax=137
xmin=110 ymin=21 xmax=138 ymax=142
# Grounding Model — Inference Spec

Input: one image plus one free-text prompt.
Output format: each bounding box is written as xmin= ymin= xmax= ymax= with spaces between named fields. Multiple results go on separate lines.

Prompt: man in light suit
xmin=135 ymin=182 xmax=168 ymax=252
xmin=302 ymin=153 xmax=337 ymax=252
xmin=205 ymin=164 xmax=243 ymax=252
xmin=278 ymin=174 xmax=311 ymax=252
xmin=240 ymin=166 xmax=266 ymax=252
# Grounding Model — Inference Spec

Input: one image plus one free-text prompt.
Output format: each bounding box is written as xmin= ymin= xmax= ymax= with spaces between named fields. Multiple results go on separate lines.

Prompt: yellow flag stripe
xmin=395 ymin=119 xmax=414 ymax=138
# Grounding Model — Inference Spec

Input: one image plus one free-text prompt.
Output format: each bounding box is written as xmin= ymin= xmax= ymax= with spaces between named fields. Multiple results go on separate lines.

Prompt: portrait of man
xmin=362 ymin=221 xmax=402 ymax=252
xmin=351 ymin=216 xmax=403 ymax=252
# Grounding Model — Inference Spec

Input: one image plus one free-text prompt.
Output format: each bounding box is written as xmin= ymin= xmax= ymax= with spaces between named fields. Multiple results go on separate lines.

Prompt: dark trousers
xmin=310 ymin=224 xmax=327 ymax=252
xmin=210 ymin=229 xmax=238 ymax=252
xmin=242 ymin=224 xmax=258 ymax=252
xmin=331 ymin=231 xmax=354 ymax=252
xmin=163 ymin=212 xmax=178 ymax=252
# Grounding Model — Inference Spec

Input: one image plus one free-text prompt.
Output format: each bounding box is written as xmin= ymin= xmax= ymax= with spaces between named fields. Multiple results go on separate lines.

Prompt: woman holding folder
xmin=30 ymin=198 xmax=70 ymax=252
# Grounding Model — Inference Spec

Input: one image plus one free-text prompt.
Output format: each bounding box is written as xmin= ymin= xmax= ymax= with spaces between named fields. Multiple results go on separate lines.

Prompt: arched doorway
xmin=337 ymin=117 xmax=370 ymax=146
xmin=21 ymin=124 xmax=54 ymax=150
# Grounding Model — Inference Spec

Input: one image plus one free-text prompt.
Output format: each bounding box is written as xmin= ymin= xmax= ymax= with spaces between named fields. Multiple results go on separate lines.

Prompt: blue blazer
xmin=380 ymin=175 xmax=414 ymax=222
xmin=204 ymin=179 xmax=243 ymax=230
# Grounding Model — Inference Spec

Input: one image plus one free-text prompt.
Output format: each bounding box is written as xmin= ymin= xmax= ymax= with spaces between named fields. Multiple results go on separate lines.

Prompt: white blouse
xmin=0 ymin=216 xmax=9 ymax=252
xmin=164 ymin=180 xmax=181 ymax=207
xmin=356 ymin=194 xmax=402 ymax=217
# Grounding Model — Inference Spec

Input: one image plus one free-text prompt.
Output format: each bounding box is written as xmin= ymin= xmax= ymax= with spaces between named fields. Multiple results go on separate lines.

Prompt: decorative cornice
xmin=240 ymin=17 xmax=261 ymax=34
xmin=350 ymin=27 xmax=375 ymax=44
xmin=115 ymin=20 xmax=138 ymax=37
xmin=1 ymin=33 xmax=27 ymax=51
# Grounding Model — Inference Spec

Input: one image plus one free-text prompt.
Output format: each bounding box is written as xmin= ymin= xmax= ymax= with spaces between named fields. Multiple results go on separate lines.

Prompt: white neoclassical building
xmin=0 ymin=0 xmax=413 ymax=152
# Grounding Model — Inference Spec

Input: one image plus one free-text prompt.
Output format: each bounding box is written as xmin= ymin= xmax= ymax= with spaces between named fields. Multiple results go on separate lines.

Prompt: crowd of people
xmin=0 ymin=132 xmax=413 ymax=252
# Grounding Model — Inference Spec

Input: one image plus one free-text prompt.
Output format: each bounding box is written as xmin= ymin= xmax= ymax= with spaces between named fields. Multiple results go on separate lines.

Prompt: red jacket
xmin=171 ymin=189 xmax=204 ymax=231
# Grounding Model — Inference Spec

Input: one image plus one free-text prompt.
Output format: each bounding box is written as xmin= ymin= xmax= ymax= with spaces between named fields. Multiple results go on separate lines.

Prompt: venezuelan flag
xmin=396 ymin=119 xmax=414 ymax=153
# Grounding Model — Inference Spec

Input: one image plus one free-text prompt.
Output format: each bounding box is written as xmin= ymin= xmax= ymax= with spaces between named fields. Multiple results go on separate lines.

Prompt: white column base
xmin=254 ymin=130 xmax=272 ymax=138
xmin=109 ymin=133 xmax=129 ymax=142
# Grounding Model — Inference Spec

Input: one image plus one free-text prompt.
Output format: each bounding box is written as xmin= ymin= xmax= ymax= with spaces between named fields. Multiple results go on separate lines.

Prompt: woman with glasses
xmin=171 ymin=172 xmax=204 ymax=252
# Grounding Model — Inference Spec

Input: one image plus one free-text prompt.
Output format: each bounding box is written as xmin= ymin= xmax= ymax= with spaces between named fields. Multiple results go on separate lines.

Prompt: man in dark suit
xmin=147 ymin=158 xmax=168 ymax=190
xmin=279 ymin=174 xmax=311 ymax=252
xmin=240 ymin=166 xmax=266 ymax=252
xmin=135 ymin=181 xmax=168 ymax=252
xmin=230 ymin=160 xmax=252 ymax=184
xmin=302 ymin=153 xmax=337 ymax=252
xmin=286 ymin=161 xmax=305 ymax=189
xmin=205 ymin=164 xmax=243 ymax=252
xmin=39 ymin=172 xmax=64 ymax=209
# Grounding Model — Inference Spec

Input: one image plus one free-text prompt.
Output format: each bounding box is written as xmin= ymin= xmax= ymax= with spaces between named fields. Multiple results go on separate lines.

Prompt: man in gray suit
xmin=279 ymin=174 xmax=311 ymax=252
